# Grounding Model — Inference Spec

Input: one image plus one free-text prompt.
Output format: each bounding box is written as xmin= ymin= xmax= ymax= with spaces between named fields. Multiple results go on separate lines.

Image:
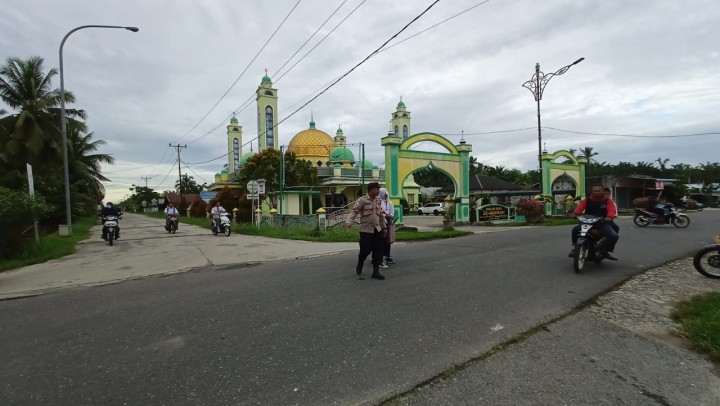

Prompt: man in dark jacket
xmin=100 ymin=202 xmax=121 ymax=240
xmin=569 ymin=185 xmax=619 ymax=260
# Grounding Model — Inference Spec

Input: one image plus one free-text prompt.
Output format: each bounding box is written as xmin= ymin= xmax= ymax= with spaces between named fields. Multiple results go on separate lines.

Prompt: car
xmin=418 ymin=202 xmax=445 ymax=216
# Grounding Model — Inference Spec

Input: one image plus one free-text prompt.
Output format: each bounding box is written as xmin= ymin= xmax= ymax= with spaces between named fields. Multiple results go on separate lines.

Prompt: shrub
xmin=189 ymin=196 xmax=207 ymax=217
xmin=515 ymin=198 xmax=544 ymax=217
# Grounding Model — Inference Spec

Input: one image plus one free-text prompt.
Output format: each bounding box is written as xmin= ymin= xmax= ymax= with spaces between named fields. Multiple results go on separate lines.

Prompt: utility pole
xmin=169 ymin=143 xmax=187 ymax=199
xmin=140 ymin=176 xmax=152 ymax=188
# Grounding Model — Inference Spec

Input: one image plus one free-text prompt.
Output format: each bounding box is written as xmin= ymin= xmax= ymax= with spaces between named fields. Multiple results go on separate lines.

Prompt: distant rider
xmin=569 ymin=184 xmax=619 ymax=260
xmin=100 ymin=202 xmax=121 ymax=240
xmin=164 ymin=202 xmax=179 ymax=230
xmin=210 ymin=202 xmax=227 ymax=229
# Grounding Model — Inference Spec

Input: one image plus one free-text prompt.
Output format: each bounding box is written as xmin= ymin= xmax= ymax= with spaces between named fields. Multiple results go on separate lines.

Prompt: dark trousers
xmin=358 ymin=229 xmax=384 ymax=270
xmin=571 ymin=222 xmax=619 ymax=251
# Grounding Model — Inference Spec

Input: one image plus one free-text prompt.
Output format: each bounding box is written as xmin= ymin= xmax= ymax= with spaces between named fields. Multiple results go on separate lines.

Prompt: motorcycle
xmin=211 ymin=212 xmax=232 ymax=237
xmin=633 ymin=204 xmax=690 ymax=228
xmin=165 ymin=215 xmax=178 ymax=234
xmin=103 ymin=215 xmax=119 ymax=246
xmin=678 ymin=200 xmax=704 ymax=211
xmin=571 ymin=214 xmax=610 ymax=273
xmin=693 ymin=234 xmax=720 ymax=279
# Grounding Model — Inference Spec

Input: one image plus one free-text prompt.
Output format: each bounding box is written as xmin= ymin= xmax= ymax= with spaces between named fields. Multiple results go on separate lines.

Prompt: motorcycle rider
xmin=100 ymin=202 xmax=121 ymax=240
xmin=569 ymin=184 xmax=619 ymax=260
xmin=210 ymin=202 xmax=227 ymax=230
xmin=164 ymin=201 xmax=180 ymax=230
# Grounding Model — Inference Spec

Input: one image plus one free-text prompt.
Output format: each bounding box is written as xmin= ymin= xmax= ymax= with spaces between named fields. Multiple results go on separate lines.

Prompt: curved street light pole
xmin=59 ymin=25 xmax=139 ymax=234
xmin=522 ymin=57 xmax=584 ymax=195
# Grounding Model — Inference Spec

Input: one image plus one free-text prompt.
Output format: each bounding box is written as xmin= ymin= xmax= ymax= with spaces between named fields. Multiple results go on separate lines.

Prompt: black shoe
xmin=384 ymin=257 xmax=395 ymax=264
xmin=356 ymin=263 xmax=363 ymax=275
xmin=568 ymin=249 xmax=575 ymax=258
xmin=371 ymin=272 xmax=385 ymax=280
xmin=605 ymin=252 xmax=619 ymax=261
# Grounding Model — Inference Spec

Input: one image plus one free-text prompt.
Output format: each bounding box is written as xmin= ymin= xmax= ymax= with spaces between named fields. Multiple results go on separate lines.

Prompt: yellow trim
xmin=400 ymin=132 xmax=458 ymax=154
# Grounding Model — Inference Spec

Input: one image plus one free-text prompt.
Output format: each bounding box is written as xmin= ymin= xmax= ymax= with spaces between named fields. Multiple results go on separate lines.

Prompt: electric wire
xmin=176 ymin=0 xmax=304 ymax=142
xmin=185 ymin=0 xmax=441 ymax=165
xmin=181 ymin=160 xmax=211 ymax=184
xmin=543 ymin=126 xmax=720 ymax=138
xmin=156 ymin=158 xmax=179 ymax=188
xmin=185 ymin=0 xmax=362 ymax=145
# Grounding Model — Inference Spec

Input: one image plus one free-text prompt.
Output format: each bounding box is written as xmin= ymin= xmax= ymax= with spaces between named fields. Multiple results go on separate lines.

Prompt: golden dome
xmin=287 ymin=122 xmax=334 ymax=160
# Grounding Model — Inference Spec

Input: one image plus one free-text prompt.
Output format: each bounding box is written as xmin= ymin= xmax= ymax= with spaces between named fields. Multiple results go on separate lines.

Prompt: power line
xmin=176 ymin=0 xmax=304 ymax=142
xmin=181 ymin=160 xmax=210 ymax=184
xmin=185 ymin=1 xmax=441 ymax=166
xmin=543 ymin=126 xmax=720 ymax=138
xmin=184 ymin=0 xmax=361 ymax=146
xmin=378 ymin=0 xmax=491 ymax=55
xmin=156 ymin=158 xmax=179 ymax=188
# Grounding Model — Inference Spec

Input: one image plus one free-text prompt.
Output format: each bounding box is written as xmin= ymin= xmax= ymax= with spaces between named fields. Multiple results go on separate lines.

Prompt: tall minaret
xmin=391 ymin=97 xmax=411 ymax=139
xmin=256 ymin=70 xmax=278 ymax=150
xmin=227 ymin=114 xmax=242 ymax=172
xmin=334 ymin=125 xmax=346 ymax=147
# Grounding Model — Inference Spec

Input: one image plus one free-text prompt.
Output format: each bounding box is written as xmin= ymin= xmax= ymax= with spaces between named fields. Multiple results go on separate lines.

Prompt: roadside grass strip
xmin=672 ymin=292 xmax=720 ymax=362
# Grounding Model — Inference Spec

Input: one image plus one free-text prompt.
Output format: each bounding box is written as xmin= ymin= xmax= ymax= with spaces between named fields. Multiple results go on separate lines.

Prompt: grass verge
xmin=0 ymin=216 xmax=97 ymax=272
xmin=139 ymin=211 xmax=471 ymax=242
xmin=671 ymin=292 xmax=720 ymax=362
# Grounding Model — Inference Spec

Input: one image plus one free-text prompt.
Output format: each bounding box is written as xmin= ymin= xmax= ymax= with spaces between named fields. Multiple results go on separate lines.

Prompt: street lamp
xmin=522 ymin=57 xmax=584 ymax=194
xmin=59 ymin=25 xmax=139 ymax=234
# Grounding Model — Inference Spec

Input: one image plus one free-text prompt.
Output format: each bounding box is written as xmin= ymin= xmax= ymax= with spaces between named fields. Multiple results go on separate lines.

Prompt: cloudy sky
xmin=2 ymin=0 xmax=719 ymax=202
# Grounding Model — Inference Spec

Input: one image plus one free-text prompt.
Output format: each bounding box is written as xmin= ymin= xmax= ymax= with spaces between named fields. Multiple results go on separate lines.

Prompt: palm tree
xmin=67 ymin=126 xmax=114 ymax=213
xmin=578 ymin=146 xmax=599 ymax=165
xmin=0 ymin=56 xmax=85 ymax=178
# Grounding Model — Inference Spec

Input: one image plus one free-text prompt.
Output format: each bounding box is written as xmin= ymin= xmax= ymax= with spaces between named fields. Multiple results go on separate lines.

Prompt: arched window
xmin=265 ymin=106 xmax=274 ymax=148
xmin=233 ymin=138 xmax=240 ymax=166
xmin=402 ymin=125 xmax=408 ymax=139
xmin=394 ymin=125 xmax=399 ymax=137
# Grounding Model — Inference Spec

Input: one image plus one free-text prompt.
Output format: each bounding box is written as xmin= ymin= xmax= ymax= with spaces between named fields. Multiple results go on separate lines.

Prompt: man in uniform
xmin=344 ymin=182 xmax=388 ymax=280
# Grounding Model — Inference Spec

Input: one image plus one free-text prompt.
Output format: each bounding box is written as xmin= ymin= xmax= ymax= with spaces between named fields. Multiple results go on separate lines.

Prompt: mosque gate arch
xmin=541 ymin=150 xmax=588 ymax=215
xmin=382 ymin=132 xmax=472 ymax=223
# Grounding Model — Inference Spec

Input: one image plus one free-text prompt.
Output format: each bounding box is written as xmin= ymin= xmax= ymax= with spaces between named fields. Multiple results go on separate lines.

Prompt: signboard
xmin=477 ymin=204 xmax=510 ymax=221
xmin=246 ymin=180 xmax=265 ymax=197
xmin=200 ymin=191 xmax=217 ymax=202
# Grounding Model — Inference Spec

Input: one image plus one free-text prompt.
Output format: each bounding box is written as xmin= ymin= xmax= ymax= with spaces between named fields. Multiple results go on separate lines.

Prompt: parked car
xmin=418 ymin=202 xmax=445 ymax=216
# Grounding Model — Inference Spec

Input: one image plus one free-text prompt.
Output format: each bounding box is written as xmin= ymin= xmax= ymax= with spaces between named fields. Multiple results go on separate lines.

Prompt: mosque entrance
xmin=541 ymin=150 xmax=588 ymax=215
xmin=382 ymin=132 xmax=472 ymax=224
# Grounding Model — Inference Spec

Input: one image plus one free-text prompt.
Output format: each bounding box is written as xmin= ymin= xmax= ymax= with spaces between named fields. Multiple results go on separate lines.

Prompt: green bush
xmin=0 ymin=187 xmax=55 ymax=258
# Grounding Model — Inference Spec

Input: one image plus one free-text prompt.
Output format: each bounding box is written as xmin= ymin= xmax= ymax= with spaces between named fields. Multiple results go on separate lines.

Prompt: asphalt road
xmin=1 ymin=210 xmax=716 ymax=406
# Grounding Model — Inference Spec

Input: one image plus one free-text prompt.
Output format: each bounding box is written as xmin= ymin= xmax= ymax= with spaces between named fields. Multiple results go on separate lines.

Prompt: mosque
xmin=210 ymin=72 xmax=421 ymax=215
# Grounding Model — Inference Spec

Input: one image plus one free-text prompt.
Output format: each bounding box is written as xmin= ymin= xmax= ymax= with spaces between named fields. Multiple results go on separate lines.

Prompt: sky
xmin=2 ymin=0 xmax=719 ymax=202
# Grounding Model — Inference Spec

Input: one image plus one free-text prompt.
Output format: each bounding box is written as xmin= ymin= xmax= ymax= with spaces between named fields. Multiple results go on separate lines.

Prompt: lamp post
xmin=522 ymin=57 xmax=584 ymax=194
xmin=59 ymin=25 xmax=139 ymax=234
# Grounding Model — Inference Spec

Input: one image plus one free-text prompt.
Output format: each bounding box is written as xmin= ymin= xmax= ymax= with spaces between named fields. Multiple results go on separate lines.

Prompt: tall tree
xmin=578 ymin=146 xmax=599 ymax=165
xmin=175 ymin=174 xmax=206 ymax=194
xmin=0 ymin=56 xmax=85 ymax=171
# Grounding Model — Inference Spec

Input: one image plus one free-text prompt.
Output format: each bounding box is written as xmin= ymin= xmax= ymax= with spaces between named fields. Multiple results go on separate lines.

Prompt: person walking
xmin=378 ymin=188 xmax=395 ymax=265
xmin=344 ymin=182 xmax=388 ymax=280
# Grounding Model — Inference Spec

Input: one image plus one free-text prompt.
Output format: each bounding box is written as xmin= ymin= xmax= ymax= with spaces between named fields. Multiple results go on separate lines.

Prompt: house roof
xmin=164 ymin=193 xmax=201 ymax=204
xmin=439 ymin=175 xmax=524 ymax=193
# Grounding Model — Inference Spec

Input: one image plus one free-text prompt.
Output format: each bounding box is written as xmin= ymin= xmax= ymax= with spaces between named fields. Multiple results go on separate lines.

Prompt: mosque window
xmin=394 ymin=126 xmax=399 ymax=137
xmin=265 ymin=106 xmax=275 ymax=148
xmin=265 ymin=90 xmax=273 ymax=96
xmin=403 ymin=125 xmax=408 ymax=139
xmin=233 ymin=138 xmax=240 ymax=166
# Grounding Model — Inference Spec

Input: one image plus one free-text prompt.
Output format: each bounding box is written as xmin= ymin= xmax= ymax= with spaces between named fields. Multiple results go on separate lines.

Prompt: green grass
xmin=672 ymin=293 xmax=720 ymax=362
xmin=0 ymin=216 xmax=97 ymax=272
xmin=139 ymin=212 xmax=471 ymax=242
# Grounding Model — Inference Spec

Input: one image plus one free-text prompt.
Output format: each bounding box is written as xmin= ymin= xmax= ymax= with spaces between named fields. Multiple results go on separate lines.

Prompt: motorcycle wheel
xmin=693 ymin=246 xmax=720 ymax=279
xmin=224 ymin=225 xmax=231 ymax=237
xmin=171 ymin=222 xmax=177 ymax=234
xmin=633 ymin=214 xmax=650 ymax=227
xmin=108 ymin=231 xmax=114 ymax=246
xmin=212 ymin=227 xmax=218 ymax=236
xmin=672 ymin=215 xmax=690 ymax=228
xmin=697 ymin=206 xmax=704 ymax=211
xmin=573 ymin=242 xmax=588 ymax=273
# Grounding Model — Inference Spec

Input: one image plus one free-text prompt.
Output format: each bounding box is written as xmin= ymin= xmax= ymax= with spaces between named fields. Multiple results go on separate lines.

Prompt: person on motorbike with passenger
xmin=210 ymin=202 xmax=227 ymax=229
xmin=164 ymin=202 xmax=180 ymax=230
xmin=569 ymin=184 xmax=619 ymax=260
xmin=100 ymin=202 xmax=121 ymax=240
xmin=604 ymin=188 xmax=620 ymax=234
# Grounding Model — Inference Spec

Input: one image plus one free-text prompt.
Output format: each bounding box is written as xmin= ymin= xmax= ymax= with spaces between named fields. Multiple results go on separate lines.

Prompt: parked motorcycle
xmin=211 ymin=213 xmax=232 ymax=237
xmin=678 ymin=199 xmax=704 ymax=211
xmin=165 ymin=215 xmax=178 ymax=234
xmin=693 ymin=234 xmax=720 ymax=279
xmin=103 ymin=215 xmax=119 ymax=246
xmin=571 ymin=214 xmax=610 ymax=273
xmin=633 ymin=204 xmax=690 ymax=228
